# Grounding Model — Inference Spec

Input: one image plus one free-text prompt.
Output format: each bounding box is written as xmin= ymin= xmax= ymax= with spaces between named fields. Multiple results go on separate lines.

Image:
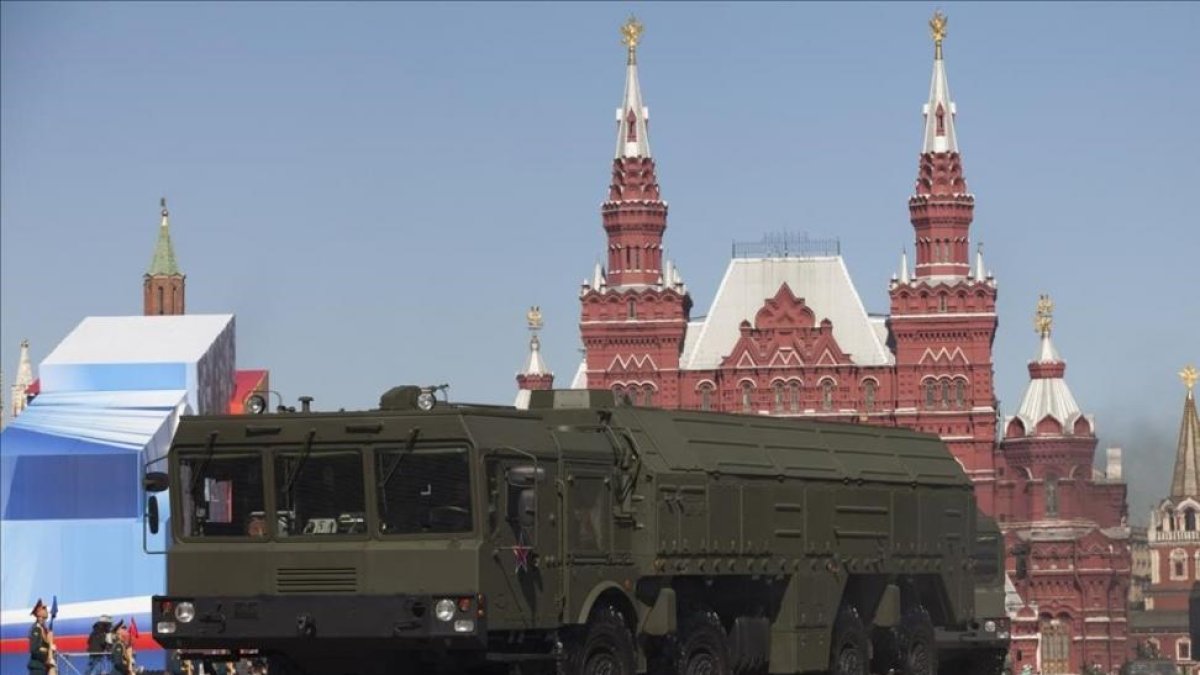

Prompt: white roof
xmin=614 ymin=61 xmax=651 ymax=159
xmin=570 ymin=358 xmax=588 ymax=389
xmin=682 ymin=257 xmax=893 ymax=370
xmin=1010 ymin=334 xmax=1087 ymax=434
xmin=921 ymin=50 xmax=959 ymax=154
xmin=521 ymin=335 xmax=549 ymax=376
xmin=42 ymin=315 xmax=235 ymax=365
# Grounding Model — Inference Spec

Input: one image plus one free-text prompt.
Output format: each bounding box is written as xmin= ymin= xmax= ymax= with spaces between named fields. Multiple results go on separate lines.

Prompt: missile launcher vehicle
xmin=148 ymin=387 xmax=1008 ymax=674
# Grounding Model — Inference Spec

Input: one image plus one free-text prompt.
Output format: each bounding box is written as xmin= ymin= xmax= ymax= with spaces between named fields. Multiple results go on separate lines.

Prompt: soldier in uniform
xmin=110 ymin=624 xmax=134 ymax=675
xmin=27 ymin=599 xmax=55 ymax=675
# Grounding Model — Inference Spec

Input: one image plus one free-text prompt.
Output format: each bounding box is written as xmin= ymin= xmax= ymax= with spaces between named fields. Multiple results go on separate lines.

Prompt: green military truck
xmin=148 ymin=388 xmax=1008 ymax=674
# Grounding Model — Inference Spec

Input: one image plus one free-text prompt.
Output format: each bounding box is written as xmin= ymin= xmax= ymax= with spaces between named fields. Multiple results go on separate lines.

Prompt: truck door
xmin=486 ymin=455 xmax=559 ymax=629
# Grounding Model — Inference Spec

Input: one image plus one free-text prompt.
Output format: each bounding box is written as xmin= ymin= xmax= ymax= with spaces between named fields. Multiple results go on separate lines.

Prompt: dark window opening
xmin=821 ymin=380 xmax=834 ymax=411
xmin=377 ymin=448 xmax=472 ymax=535
xmin=275 ymin=449 xmax=366 ymax=537
xmin=180 ymin=453 xmax=265 ymax=538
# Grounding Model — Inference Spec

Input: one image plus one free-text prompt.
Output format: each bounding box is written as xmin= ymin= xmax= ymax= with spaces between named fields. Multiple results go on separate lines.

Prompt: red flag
xmin=129 ymin=617 xmax=139 ymax=641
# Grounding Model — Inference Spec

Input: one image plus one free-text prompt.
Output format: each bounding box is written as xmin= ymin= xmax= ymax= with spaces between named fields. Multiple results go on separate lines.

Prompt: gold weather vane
xmin=929 ymin=10 xmax=948 ymax=59
xmin=527 ymin=306 xmax=544 ymax=332
xmin=1034 ymin=294 xmax=1054 ymax=337
xmin=1182 ymin=364 xmax=1199 ymax=396
xmin=621 ymin=15 xmax=644 ymax=65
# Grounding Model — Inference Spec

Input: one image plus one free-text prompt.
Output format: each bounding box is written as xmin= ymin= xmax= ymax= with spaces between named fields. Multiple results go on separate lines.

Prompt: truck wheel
xmin=828 ymin=607 xmax=869 ymax=675
xmin=561 ymin=604 xmax=635 ymax=675
xmin=674 ymin=610 xmax=731 ymax=675
xmin=897 ymin=608 xmax=937 ymax=675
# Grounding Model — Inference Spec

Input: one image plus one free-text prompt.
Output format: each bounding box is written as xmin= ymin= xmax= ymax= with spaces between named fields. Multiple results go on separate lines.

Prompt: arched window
xmin=624 ymin=248 xmax=630 ymax=269
xmin=157 ymin=286 xmax=164 ymax=315
xmin=772 ymin=381 xmax=784 ymax=413
xmin=924 ymin=380 xmax=936 ymax=408
xmin=1045 ymin=473 xmax=1059 ymax=518
xmin=821 ymin=380 xmax=834 ymax=411
xmin=935 ymin=103 xmax=946 ymax=136
xmin=1172 ymin=549 xmax=1188 ymax=580
xmin=741 ymin=382 xmax=754 ymax=414
xmin=938 ymin=294 xmax=948 ymax=313
xmin=863 ymin=380 xmax=877 ymax=412
xmin=1187 ymin=510 xmax=1197 ymax=532
xmin=1178 ymin=639 xmax=1192 ymax=661
xmin=699 ymin=384 xmax=713 ymax=412
xmin=789 ymin=381 xmax=801 ymax=413
xmin=955 ymin=379 xmax=966 ymax=409
xmin=612 ymin=385 xmax=626 ymax=406
xmin=941 ymin=380 xmax=951 ymax=409
xmin=633 ymin=247 xmax=641 ymax=270
xmin=627 ymin=300 xmax=636 ymax=320
xmin=642 ymin=385 xmax=654 ymax=407
xmin=626 ymin=108 xmax=637 ymax=142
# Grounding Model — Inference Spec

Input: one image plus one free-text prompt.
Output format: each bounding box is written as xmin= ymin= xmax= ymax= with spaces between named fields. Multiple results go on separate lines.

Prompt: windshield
xmin=376 ymin=447 xmax=472 ymax=535
xmin=180 ymin=453 xmax=265 ymax=538
xmin=274 ymin=448 xmax=366 ymax=537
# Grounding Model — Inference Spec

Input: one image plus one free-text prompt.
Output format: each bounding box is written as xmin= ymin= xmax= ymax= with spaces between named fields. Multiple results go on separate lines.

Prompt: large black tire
xmin=828 ymin=607 xmax=870 ymax=675
xmin=560 ymin=604 xmax=636 ymax=675
xmin=674 ymin=610 xmax=732 ymax=675
xmin=896 ymin=608 xmax=937 ymax=675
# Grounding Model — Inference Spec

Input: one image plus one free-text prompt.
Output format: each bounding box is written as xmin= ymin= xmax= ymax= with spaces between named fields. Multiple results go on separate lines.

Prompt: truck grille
xmin=275 ymin=567 xmax=358 ymax=594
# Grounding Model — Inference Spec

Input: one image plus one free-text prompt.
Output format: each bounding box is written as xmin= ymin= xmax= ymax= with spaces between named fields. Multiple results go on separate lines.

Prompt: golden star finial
xmin=526 ymin=306 xmax=543 ymax=332
xmin=1034 ymin=294 xmax=1054 ymax=337
xmin=620 ymin=15 xmax=644 ymax=65
xmin=1182 ymin=364 xmax=1199 ymax=397
xmin=929 ymin=10 xmax=948 ymax=59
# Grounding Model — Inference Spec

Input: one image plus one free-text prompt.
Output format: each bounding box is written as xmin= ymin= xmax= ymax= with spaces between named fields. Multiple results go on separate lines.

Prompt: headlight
xmin=175 ymin=602 xmax=196 ymax=623
xmin=417 ymin=391 xmax=437 ymax=412
xmin=156 ymin=622 xmax=176 ymax=634
xmin=453 ymin=620 xmax=475 ymax=633
xmin=435 ymin=599 xmax=456 ymax=622
xmin=983 ymin=620 xmax=997 ymax=633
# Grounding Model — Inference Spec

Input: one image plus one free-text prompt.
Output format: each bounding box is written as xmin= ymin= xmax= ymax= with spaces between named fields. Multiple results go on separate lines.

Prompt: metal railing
xmin=732 ymin=232 xmax=841 ymax=259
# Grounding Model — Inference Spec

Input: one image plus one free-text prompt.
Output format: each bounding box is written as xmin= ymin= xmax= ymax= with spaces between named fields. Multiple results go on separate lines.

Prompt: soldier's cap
xmin=30 ymin=599 xmax=47 ymax=616
xmin=112 ymin=619 xmax=125 ymax=631
xmin=97 ymin=614 xmax=113 ymax=625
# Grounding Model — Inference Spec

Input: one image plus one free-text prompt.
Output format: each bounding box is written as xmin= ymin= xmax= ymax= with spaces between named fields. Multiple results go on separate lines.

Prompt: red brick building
xmin=997 ymin=299 xmax=1131 ymax=675
xmin=547 ymin=17 xmax=1140 ymax=672
xmin=1130 ymin=366 xmax=1200 ymax=673
xmin=574 ymin=16 xmax=1003 ymax=511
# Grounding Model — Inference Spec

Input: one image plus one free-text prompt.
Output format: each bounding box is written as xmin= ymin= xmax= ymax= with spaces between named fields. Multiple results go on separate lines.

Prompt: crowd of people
xmin=27 ymin=599 xmax=260 ymax=675
xmin=27 ymin=600 xmax=138 ymax=675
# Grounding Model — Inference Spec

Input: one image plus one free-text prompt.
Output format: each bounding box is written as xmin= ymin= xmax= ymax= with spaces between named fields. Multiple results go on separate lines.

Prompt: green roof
xmin=147 ymin=206 xmax=182 ymax=277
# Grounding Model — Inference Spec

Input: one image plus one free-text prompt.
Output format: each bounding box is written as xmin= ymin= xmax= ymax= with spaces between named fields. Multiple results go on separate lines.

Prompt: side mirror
xmin=144 ymin=471 xmax=169 ymax=494
xmin=147 ymin=496 xmax=161 ymax=535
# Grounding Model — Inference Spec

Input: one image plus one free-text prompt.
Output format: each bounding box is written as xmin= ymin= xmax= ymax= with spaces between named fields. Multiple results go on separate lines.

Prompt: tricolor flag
xmin=129 ymin=616 xmax=139 ymax=641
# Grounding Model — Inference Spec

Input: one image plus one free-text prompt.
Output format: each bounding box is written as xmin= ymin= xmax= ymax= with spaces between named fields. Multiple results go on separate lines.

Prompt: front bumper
xmin=152 ymin=594 xmax=486 ymax=651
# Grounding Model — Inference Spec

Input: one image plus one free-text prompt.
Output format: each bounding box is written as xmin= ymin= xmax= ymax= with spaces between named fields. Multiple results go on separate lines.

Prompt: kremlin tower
xmin=997 ymin=296 xmax=1131 ymax=674
xmin=885 ymin=9 xmax=1000 ymax=512
xmin=578 ymin=16 xmax=693 ymax=409
xmin=144 ymin=197 xmax=185 ymax=316
xmin=1132 ymin=364 xmax=1200 ymax=666
xmin=515 ymin=306 xmax=554 ymax=410
xmin=8 ymin=339 xmax=36 ymax=421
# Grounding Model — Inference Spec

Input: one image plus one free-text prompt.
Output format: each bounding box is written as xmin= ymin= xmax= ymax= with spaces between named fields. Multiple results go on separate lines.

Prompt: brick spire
xmin=602 ymin=16 xmax=667 ymax=288
xmin=909 ymin=10 xmax=974 ymax=279
xmin=1170 ymin=365 xmax=1200 ymax=499
xmin=144 ymin=198 xmax=185 ymax=315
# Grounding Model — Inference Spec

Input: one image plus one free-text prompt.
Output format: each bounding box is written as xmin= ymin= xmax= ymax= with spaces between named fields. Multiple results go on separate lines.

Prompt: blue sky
xmin=2 ymin=2 xmax=1197 ymax=519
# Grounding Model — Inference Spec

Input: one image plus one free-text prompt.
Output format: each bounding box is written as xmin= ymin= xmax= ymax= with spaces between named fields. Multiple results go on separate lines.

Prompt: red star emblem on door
xmin=509 ymin=531 xmax=532 ymax=573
